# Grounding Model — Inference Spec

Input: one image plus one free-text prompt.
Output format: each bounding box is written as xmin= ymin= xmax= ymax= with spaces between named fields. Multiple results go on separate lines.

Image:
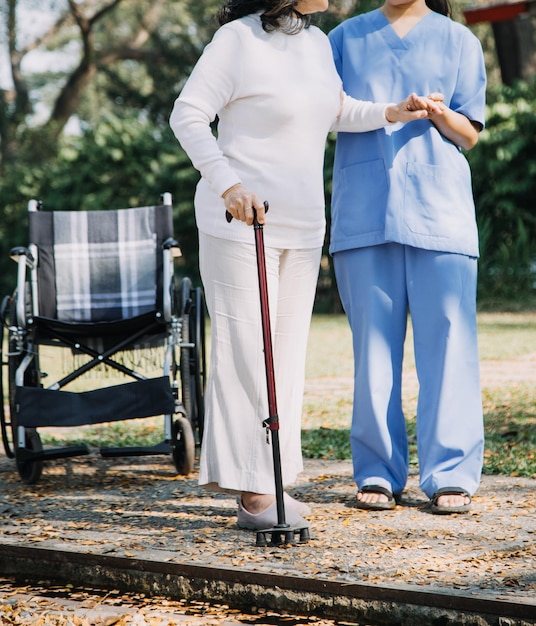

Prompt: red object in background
xmin=463 ymin=1 xmax=530 ymax=25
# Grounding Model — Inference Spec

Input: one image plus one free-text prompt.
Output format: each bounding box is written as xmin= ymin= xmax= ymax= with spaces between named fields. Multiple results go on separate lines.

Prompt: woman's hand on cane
xmin=223 ymin=183 xmax=266 ymax=225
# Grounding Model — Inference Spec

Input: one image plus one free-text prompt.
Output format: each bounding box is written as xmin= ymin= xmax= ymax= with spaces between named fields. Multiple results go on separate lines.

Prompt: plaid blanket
xmin=53 ymin=207 xmax=157 ymax=322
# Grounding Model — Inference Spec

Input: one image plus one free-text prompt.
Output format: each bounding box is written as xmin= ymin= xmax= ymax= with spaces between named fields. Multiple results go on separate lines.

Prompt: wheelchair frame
xmin=0 ymin=194 xmax=206 ymax=484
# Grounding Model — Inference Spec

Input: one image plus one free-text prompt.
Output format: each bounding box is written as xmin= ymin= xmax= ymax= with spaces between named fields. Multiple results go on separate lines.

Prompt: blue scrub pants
xmin=334 ymin=243 xmax=484 ymax=498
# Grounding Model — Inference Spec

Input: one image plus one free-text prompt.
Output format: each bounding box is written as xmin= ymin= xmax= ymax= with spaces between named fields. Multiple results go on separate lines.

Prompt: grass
xmin=5 ymin=312 xmax=536 ymax=478
xmin=481 ymin=387 xmax=536 ymax=476
xmin=300 ymin=312 xmax=536 ymax=478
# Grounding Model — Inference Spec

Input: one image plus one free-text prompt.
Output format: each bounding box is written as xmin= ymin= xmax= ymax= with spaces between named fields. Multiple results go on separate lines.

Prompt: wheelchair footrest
xmin=17 ymin=444 xmax=90 ymax=462
xmin=100 ymin=440 xmax=170 ymax=458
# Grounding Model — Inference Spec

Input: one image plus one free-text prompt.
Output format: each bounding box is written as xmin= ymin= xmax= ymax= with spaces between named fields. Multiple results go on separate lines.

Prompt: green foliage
xmin=301 ymin=428 xmax=352 ymax=460
xmin=482 ymin=387 xmax=536 ymax=477
xmin=43 ymin=419 xmax=163 ymax=449
xmin=467 ymin=79 xmax=536 ymax=302
xmin=40 ymin=116 xmax=192 ymax=212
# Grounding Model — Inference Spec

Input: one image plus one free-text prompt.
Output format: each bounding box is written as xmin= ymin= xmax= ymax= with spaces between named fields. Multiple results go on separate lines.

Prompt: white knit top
xmin=170 ymin=13 xmax=392 ymax=249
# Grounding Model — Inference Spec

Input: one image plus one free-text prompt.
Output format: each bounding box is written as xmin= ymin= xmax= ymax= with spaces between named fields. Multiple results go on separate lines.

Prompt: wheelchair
xmin=0 ymin=193 xmax=206 ymax=484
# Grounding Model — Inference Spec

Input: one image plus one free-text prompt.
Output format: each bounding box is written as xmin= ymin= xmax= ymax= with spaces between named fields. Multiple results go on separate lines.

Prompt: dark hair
xmin=425 ymin=0 xmax=451 ymax=17
xmin=217 ymin=1 xmax=311 ymax=33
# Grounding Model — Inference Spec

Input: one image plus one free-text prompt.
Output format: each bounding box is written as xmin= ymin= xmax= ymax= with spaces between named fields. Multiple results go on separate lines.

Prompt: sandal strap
xmin=432 ymin=487 xmax=471 ymax=503
xmin=360 ymin=485 xmax=393 ymax=499
xmin=434 ymin=487 xmax=471 ymax=497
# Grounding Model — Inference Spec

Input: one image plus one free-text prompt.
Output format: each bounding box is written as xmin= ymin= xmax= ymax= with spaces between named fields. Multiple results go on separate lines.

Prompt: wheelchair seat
xmin=0 ymin=194 xmax=206 ymax=484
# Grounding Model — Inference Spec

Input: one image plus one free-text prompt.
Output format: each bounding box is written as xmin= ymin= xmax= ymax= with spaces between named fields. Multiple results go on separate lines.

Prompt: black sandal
xmin=429 ymin=487 xmax=471 ymax=515
xmin=355 ymin=485 xmax=396 ymax=511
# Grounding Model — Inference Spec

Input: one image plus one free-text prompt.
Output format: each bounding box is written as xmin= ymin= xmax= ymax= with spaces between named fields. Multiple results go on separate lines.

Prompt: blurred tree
xmin=0 ymin=0 xmax=221 ymax=169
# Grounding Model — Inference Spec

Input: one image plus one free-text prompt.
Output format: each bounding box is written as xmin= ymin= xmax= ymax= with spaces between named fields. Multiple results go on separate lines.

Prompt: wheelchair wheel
xmin=171 ymin=415 xmax=195 ymax=475
xmin=0 ymin=296 xmax=15 ymax=459
xmin=15 ymin=429 xmax=43 ymax=485
xmin=179 ymin=277 xmax=193 ymax=423
xmin=5 ymin=294 xmax=44 ymax=484
xmin=191 ymin=286 xmax=206 ymax=444
xmin=178 ymin=278 xmax=206 ymax=447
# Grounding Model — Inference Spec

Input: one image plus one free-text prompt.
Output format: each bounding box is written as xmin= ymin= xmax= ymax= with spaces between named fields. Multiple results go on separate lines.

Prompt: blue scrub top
xmin=328 ymin=10 xmax=486 ymax=257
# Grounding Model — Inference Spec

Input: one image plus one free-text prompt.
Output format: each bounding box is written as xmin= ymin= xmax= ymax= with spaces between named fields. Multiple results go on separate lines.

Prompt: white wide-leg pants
xmin=198 ymin=232 xmax=321 ymax=494
xmin=334 ymin=243 xmax=484 ymax=498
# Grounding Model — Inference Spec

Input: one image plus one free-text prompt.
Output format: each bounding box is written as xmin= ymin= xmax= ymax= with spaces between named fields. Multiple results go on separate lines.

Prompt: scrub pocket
xmin=403 ymin=161 xmax=475 ymax=238
xmin=332 ymin=159 xmax=387 ymax=237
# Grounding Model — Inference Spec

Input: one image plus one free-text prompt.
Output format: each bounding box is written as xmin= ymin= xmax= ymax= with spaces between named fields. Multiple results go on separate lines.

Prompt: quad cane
xmin=226 ymin=203 xmax=310 ymax=547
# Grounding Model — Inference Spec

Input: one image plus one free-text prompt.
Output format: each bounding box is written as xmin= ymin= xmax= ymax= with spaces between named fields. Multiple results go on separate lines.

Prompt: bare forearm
xmin=429 ymin=104 xmax=480 ymax=150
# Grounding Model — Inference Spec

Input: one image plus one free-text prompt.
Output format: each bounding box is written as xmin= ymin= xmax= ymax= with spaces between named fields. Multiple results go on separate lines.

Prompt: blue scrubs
xmin=329 ymin=11 xmax=486 ymax=498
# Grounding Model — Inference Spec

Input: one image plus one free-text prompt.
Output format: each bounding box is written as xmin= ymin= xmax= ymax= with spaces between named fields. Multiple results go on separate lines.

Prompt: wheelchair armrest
xmin=11 ymin=246 xmax=37 ymax=328
xmin=162 ymin=239 xmax=182 ymax=321
xmin=10 ymin=246 xmax=35 ymax=267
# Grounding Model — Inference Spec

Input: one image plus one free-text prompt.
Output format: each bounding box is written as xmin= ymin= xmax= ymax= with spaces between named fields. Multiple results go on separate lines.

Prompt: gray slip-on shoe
xmin=237 ymin=496 xmax=309 ymax=531
xmin=284 ymin=493 xmax=311 ymax=517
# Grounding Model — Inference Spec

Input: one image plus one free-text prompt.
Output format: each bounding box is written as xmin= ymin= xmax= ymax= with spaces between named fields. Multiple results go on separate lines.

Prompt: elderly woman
xmin=169 ymin=0 xmax=440 ymax=531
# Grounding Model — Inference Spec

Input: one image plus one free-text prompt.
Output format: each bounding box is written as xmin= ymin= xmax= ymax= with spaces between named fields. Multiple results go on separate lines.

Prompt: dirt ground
xmin=0 ymin=327 xmax=534 ymax=624
xmin=0 ymin=451 xmax=535 ymax=625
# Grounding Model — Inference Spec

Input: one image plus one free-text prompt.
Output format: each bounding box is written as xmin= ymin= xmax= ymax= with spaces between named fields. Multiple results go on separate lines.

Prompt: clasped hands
xmin=386 ymin=92 xmax=444 ymax=123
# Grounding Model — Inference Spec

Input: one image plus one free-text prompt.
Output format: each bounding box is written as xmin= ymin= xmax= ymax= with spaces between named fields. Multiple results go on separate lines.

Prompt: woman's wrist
xmin=384 ymin=104 xmax=397 ymax=124
xmin=222 ymin=183 xmax=243 ymax=199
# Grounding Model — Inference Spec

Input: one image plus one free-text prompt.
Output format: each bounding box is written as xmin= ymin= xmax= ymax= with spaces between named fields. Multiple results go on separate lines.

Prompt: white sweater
xmin=170 ymin=13 xmax=391 ymax=249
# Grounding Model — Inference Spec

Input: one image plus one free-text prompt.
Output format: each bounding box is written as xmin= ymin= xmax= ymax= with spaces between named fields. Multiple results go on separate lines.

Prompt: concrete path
xmin=0 ymin=453 xmax=534 ymax=624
